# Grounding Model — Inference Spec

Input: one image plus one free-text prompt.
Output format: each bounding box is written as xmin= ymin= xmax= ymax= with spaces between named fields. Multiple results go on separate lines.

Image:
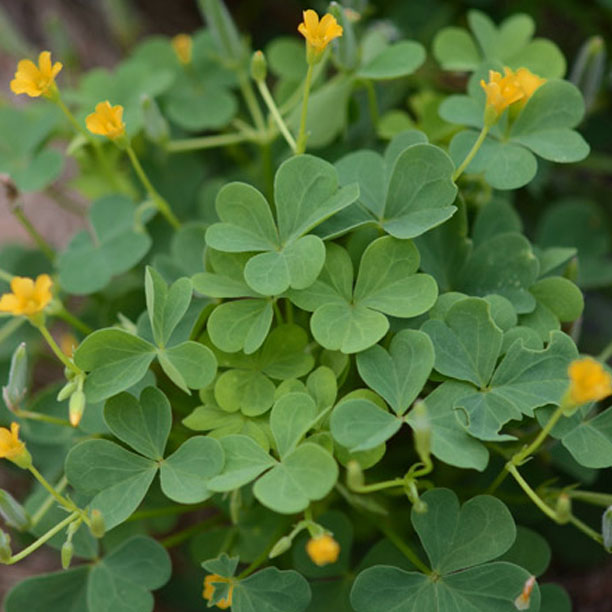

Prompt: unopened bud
xmin=229 ymin=488 xmax=241 ymax=525
xmin=555 ymin=493 xmax=572 ymax=524
xmin=602 ymin=505 xmax=612 ymax=551
xmin=57 ymin=381 xmax=77 ymax=402
xmin=90 ymin=509 xmax=105 ymax=538
xmin=2 ymin=343 xmax=28 ymax=411
xmin=346 ymin=460 xmax=364 ymax=490
xmin=411 ymin=401 xmax=431 ymax=464
xmin=69 ymin=390 xmax=85 ymax=427
xmin=250 ymin=50 xmax=267 ymax=82
xmin=0 ymin=489 xmax=30 ymax=531
xmin=0 ymin=529 xmax=11 ymax=563
xmin=514 ymin=575 xmax=536 ymax=610
xmin=570 ymin=36 xmax=606 ymax=112
xmin=61 ymin=540 xmax=74 ymax=569
xmin=269 ymin=536 xmax=292 ymax=558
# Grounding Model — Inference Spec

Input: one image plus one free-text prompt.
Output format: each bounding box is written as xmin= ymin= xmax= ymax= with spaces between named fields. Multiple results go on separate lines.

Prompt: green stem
xmin=238 ymin=70 xmax=266 ymax=133
xmin=598 ymin=338 xmax=612 ymax=362
xmin=256 ymin=80 xmax=297 ymax=151
xmin=166 ymin=131 xmax=254 ymax=153
xmin=126 ymin=145 xmax=180 ymax=230
xmin=15 ymin=409 xmax=71 ymax=427
xmin=351 ymin=477 xmax=405 ymax=494
xmin=566 ymin=490 xmax=612 ymax=507
xmin=285 ymin=299 xmax=294 ymax=325
xmin=0 ymin=317 xmax=24 ymax=345
xmin=237 ymin=527 xmax=285 ymax=579
xmin=273 ymin=300 xmax=284 ymax=325
xmin=11 ymin=208 xmax=55 ymax=262
xmin=6 ymin=511 xmax=79 ymax=564
xmin=506 ymin=464 xmax=560 ymax=522
xmin=34 ymin=323 xmax=83 ymax=376
xmin=28 ymin=465 xmax=75 ymax=512
xmin=452 ymin=125 xmax=490 ymax=181
xmin=55 ymin=307 xmax=93 ymax=335
xmin=31 ymin=476 xmax=68 ymax=527
xmin=375 ymin=522 xmax=431 ymax=574
xmin=569 ymin=514 xmax=604 ymax=544
xmin=295 ymin=63 xmax=314 ymax=155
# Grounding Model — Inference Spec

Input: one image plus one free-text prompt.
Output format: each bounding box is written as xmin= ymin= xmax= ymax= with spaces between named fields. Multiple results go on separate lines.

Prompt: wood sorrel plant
xmin=0 ymin=2 xmax=609 ymax=610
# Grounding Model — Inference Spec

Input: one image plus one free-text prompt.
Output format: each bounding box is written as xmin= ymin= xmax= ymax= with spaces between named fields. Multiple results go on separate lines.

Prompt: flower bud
xmin=346 ymin=460 xmax=364 ymax=490
xmin=570 ymin=35 xmax=606 ymax=112
xmin=555 ymin=493 xmax=572 ymax=524
xmin=229 ymin=488 xmax=241 ymax=525
xmin=69 ymin=389 xmax=86 ymax=427
xmin=90 ymin=509 xmax=105 ymax=538
xmin=269 ymin=536 xmax=292 ymax=558
xmin=0 ymin=489 xmax=30 ymax=531
xmin=250 ymin=51 xmax=267 ymax=83
xmin=328 ymin=3 xmax=358 ymax=71
xmin=56 ymin=380 xmax=77 ymax=402
xmin=306 ymin=533 xmax=340 ymax=566
xmin=61 ymin=540 xmax=74 ymax=569
xmin=2 ymin=342 xmax=27 ymax=411
xmin=514 ymin=575 xmax=536 ymax=611
xmin=0 ymin=529 xmax=11 ymax=563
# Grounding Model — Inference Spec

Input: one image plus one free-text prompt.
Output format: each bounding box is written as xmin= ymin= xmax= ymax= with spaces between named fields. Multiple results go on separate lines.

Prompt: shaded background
xmin=0 ymin=0 xmax=612 ymax=610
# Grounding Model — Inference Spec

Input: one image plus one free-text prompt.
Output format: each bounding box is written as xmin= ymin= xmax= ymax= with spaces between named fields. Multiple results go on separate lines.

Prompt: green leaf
xmin=75 ymin=329 xmax=156 ymax=403
xmin=540 ymin=584 xmax=572 ymax=612
xmin=65 ymin=440 xmax=157 ymax=530
xmin=455 ymin=331 xmax=578 ymax=441
xmin=5 ymin=567 xmax=89 ymax=612
xmin=530 ymin=277 xmax=584 ymax=322
xmin=413 ymin=489 xmax=516 ymax=573
xmin=270 ymin=392 xmax=318 ymax=458
xmin=144 ymin=267 xmax=193 ymax=347
xmin=458 ymin=233 xmax=540 ymax=313
xmin=432 ymin=27 xmax=481 ymax=71
xmin=58 ymin=196 xmax=152 ymax=295
xmin=498 ymin=526 xmax=551 ymax=576
xmin=291 ymin=240 xmax=437 ymax=354
xmin=357 ymin=41 xmax=425 ymax=80
xmin=253 ymin=444 xmax=338 ymax=514
xmin=559 ymin=405 xmax=612 ymax=468
xmin=160 ymin=436 xmax=224 ymax=503
xmin=406 ymin=381 xmax=489 ymax=471
xmin=330 ymin=399 xmax=402 ymax=451
xmin=423 ymin=298 xmax=503 ymax=388
xmin=157 ymin=340 xmax=217 ymax=392
xmin=258 ymin=324 xmax=315 ymax=380
xmin=104 ymin=387 xmax=171 ymax=460
xmin=233 ymin=567 xmax=311 ymax=612
xmin=214 ymin=369 xmax=275 ymax=416
xmin=87 ymin=536 xmax=171 ymax=612
xmin=208 ymin=435 xmax=276 ymax=491
xmin=208 ymin=299 xmax=273 ymax=354
xmin=356 ymin=330 xmax=434 ymax=415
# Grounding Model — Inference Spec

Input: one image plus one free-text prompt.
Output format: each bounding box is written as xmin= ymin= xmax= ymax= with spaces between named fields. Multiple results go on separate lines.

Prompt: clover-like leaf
xmin=290 ymin=239 xmax=438 ymax=354
xmin=351 ymin=489 xmax=538 ymax=612
xmin=322 ymin=134 xmax=457 ymax=240
xmin=58 ymin=195 xmax=152 ymax=295
xmin=357 ymin=41 xmax=425 ymax=80
xmin=205 ymin=155 xmax=359 ymax=295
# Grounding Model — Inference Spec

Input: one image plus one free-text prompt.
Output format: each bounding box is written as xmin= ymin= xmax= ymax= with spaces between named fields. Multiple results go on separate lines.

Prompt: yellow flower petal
xmin=298 ymin=9 xmax=343 ymax=56
xmin=10 ymin=51 xmax=61 ymax=98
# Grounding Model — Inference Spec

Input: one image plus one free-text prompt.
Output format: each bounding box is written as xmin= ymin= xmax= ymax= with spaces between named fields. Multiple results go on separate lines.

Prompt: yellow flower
xmin=203 ymin=574 xmax=233 ymax=609
xmin=298 ymin=9 xmax=343 ymax=58
xmin=0 ymin=274 xmax=53 ymax=317
xmin=172 ymin=34 xmax=193 ymax=65
xmin=0 ymin=423 xmax=31 ymax=468
xmin=514 ymin=67 xmax=546 ymax=100
xmin=10 ymin=51 xmax=62 ymax=98
xmin=306 ymin=533 xmax=340 ymax=566
xmin=480 ymin=68 xmax=524 ymax=118
xmin=568 ymin=357 xmax=612 ymax=405
xmin=86 ymin=101 xmax=126 ymax=141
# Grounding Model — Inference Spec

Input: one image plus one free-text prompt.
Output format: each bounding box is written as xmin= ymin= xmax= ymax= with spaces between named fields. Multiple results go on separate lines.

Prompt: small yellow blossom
xmin=203 ymin=574 xmax=233 ymax=609
xmin=298 ymin=9 xmax=343 ymax=60
xmin=514 ymin=575 xmax=536 ymax=611
xmin=86 ymin=101 xmax=126 ymax=141
xmin=0 ymin=275 xmax=53 ymax=317
xmin=10 ymin=51 xmax=62 ymax=98
xmin=567 ymin=357 xmax=612 ymax=406
xmin=0 ymin=423 xmax=31 ymax=468
xmin=306 ymin=533 xmax=340 ymax=566
xmin=480 ymin=67 xmax=524 ymax=119
xmin=172 ymin=34 xmax=193 ymax=65
xmin=514 ymin=67 xmax=546 ymax=100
